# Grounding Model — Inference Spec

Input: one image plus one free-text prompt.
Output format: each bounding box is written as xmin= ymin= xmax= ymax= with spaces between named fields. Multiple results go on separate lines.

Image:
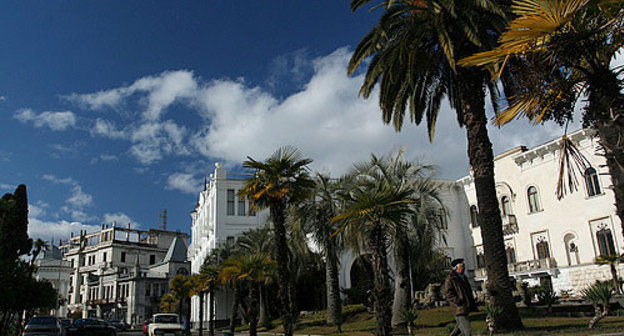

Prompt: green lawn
xmin=240 ymin=305 xmax=624 ymax=335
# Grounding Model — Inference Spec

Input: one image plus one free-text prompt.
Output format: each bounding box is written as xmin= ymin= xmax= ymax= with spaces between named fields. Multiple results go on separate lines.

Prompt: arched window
xmin=596 ymin=228 xmax=616 ymax=256
xmin=527 ymin=186 xmax=541 ymax=213
xmin=470 ymin=205 xmax=479 ymax=227
xmin=536 ymin=240 xmax=550 ymax=260
xmin=501 ymin=196 xmax=511 ymax=216
xmin=585 ymin=167 xmax=601 ymax=197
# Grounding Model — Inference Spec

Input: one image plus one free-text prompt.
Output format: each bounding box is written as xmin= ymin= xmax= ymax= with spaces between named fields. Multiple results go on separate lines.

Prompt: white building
xmin=461 ymin=129 xmax=623 ymax=294
xmin=188 ymin=163 xmax=268 ymax=326
xmin=34 ymin=244 xmax=73 ymax=317
xmin=188 ymin=129 xmax=622 ymax=326
xmin=60 ymin=225 xmax=190 ymax=325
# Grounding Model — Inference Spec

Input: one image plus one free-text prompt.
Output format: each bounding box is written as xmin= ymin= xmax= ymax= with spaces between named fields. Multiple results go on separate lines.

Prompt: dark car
xmin=106 ymin=320 xmax=130 ymax=331
xmin=23 ymin=316 xmax=66 ymax=336
xmin=73 ymin=318 xmax=116 ymax=336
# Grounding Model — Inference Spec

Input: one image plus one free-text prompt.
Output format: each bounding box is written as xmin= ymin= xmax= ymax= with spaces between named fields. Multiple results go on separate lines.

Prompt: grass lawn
xmin=239 ymin=305 xmax=624 ymax=335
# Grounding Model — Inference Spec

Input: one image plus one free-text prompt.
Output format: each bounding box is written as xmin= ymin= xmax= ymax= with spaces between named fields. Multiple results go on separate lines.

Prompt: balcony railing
xmin=474 ymin=257 xmax=556 ymax=278
xmin=502 ymin=215 xmax=518 ymax=235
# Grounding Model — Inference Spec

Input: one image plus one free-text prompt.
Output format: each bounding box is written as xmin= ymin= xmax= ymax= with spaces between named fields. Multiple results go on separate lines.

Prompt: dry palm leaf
xmin=556 ymin=135 xmax=592 ymax=200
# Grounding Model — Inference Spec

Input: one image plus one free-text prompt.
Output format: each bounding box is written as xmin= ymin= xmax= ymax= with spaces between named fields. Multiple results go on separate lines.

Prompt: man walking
xmin=444 ymin=258 xmax=477 ymax=336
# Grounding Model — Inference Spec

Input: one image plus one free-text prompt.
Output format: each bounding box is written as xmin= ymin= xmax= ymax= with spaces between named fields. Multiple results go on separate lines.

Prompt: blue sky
xmin=0 ymin=0 xmax=582 ymax=243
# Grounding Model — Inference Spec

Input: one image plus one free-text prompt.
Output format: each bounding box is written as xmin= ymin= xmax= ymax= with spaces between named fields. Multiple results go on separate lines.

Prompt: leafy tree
xmin=348 ymin=0 xmax=523 ymax=329
xmin=459 ymin=0 xmax=624 ymax=233
xmin=238 ymin=146 xmax=315 ymax=336
xmin=595 ymin=254 xmax=624 ymax=294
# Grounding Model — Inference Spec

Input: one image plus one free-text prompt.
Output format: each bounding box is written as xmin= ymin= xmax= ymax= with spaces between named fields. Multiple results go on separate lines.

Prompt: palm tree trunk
xmin=458 ymin=68 xmax=523 ymax=330
xmin=325 ymin=238 xmax=342 ymax=331
xmin=198 ymin=292 xmax=204 ymax=336
xmin=258 ymin=284 xmax=267 ymax=327
xmin=392 ymin=228 xmax=411 ymax=328
xmin=229 ymin=284 xmax=240 ymax=335
xmin=270 ymin=203 xmax=296 ymax=336
xmin=208 ymin=289 xmax=215 ymax=336
xmin=588 ymin=66 xmax=624 ymax=241
xmin=369 ymin=221 xmax=393 ymax=336
xmin=249 ymin=282 xmax=260 ymax=336
xmin=609 ymin=263 xmax=621 ymax=295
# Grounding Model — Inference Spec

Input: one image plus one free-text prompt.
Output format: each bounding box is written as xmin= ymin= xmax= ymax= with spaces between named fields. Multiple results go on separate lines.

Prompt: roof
xmin=163 ymin=237 xmax=188 ymax=262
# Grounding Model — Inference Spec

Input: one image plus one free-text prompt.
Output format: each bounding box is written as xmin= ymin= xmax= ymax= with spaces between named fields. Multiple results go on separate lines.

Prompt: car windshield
xmin=154 ymin=315 xmax=179 ymax=324
xmin=28 ymin=317 xmax=57 ymax=325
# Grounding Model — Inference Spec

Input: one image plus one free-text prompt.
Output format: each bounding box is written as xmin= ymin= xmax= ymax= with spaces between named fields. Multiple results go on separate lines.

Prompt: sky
xmin=0 ymin=0 xmax=596 ymax=244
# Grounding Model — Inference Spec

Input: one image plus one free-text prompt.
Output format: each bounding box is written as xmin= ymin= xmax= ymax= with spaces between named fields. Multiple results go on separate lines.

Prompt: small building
xmin=60 ymin=225 xmax=190 ymax=325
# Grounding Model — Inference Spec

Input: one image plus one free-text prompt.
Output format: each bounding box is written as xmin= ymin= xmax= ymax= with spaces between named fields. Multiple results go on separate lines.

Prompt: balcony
xmin=474 ymin=257 xmax=556 ymax=278
xmin=502 ymin=215 xmax=518 ymax=235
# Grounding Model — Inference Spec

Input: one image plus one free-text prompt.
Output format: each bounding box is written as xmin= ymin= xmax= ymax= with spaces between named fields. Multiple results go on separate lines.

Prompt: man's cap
xmin=451 ymin=258 xmax=464 ymax=267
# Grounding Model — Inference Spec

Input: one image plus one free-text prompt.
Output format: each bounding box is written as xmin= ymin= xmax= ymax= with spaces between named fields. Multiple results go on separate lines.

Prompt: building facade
xmin=60 ymin=225 xmax=190 ymax=325
xmin=188 ymin=163 xmax=268 ymax=326
xmin=34 ymin=245 xmax=74 ymax=317
xmin=460 ymin=129 xmax=623 ymax=294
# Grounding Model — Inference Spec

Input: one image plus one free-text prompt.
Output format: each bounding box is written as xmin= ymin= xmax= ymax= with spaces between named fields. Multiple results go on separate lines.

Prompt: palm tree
xmin=348 ymin=0 xmax=523 ymax=328
xmin=459 ymin=0 xmax=624 ymax=232
xmin=235 ymin=227 xmax=274 ymax=327
xmin=293 ymin=173 xmax=345 ymax=331
xmin=595 ymin=254 xmax=624 ymax=294
xmin=29 ymin=239 xmax=50 ymax=270
xmin=191 ymin=264 xmax=221 ymax=336
xmin=238 ymin=146 xmax=315 ymax=336
xmin=160 ymin=293 xmax=178 ymax=313
xmin=334 ymin=171 xmax=417 ymax=336
xmin=220 ymin=253 xmax=277 ymax=336
xmin=582 ymin=280 xmax=615 ymax=329
xmin=169 ymin=274 xmax=193 ymax=330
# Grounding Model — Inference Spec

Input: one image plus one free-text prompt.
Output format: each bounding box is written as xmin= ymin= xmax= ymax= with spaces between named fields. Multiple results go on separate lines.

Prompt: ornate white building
xmin=461 ymin=129 xmax=623 ymax=293
xmin=34 ymin=244 xmax=73 ymax=317
xmin=60 ymin=225 xmax=190 ymax=325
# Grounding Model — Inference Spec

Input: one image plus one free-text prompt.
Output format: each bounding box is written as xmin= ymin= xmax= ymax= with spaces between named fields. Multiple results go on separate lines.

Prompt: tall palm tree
xmin=238 ymin=146 xmax=315 ymax=336
xmin=348 ymin=0 xmax=523 ymax=328
xmin=220 ymin=253 xmax=277 ymax=336
xmin=293 ymin=173 xmax=345 ymax=331
xmin=334 ymin=172 xmax=417 ymax=336
xmin=160 ymin=293 xmax=178 ymax=313
xmin=169 ymin=274 xmax=193 ymax=329
xmin=191 ymin=264 xmax=221 ymax=336
xmin=29 ymin=239 xmax=50 ymax=270
xmin=459 ymin=0 xmax=624 ymax=233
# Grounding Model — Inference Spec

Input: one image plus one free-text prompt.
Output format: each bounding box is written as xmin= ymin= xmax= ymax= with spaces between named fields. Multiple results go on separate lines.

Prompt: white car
xmin=147 ymin=313 xmax=184 ymax=336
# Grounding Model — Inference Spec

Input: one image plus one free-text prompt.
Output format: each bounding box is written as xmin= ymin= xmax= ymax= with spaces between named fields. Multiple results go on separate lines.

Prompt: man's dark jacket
xmin=443 ymin=270 xmax=477 ymax=315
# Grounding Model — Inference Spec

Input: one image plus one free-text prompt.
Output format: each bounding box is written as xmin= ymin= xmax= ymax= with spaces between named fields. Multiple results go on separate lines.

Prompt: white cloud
xmin=67 ymin=185 xmax=93 ymax=208
xmin=103 ymin=212 xmax=140 ymax=228
xmin=14 ymin=109 xmax=76 ymax=131
xmin=91 ymin=118 xmax=126 ymax=139
xmin=28 ymin=217 xmax=100 ymax=244
xmin=42 ymin=174 xmax=75 ymax=185
xmin=166 ymin=173 xmax=199 ymax=194
xmin=0 ymin=183 xmax=14 ymax=191
xmin=129 ymin=120 xmax=189 ymax=164
xmin=90 ymin=153 xmax=119 ymax=165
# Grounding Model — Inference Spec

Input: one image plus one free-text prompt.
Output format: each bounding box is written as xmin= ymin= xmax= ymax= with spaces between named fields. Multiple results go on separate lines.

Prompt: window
xmin=237 ymin=195 xmax=246 ymax=216
xmin=501 ymin=196 xmax=511 ymax=216
xmin=70 ymin=259 xmax=74 ymax=268
xmin=145 ymin=287 xmax=151 ymax=297
xmin=506 ymin=247 xmax=516 ymax=264
xmin=227 ymin=189 xmax=235 ymax=215
xmin=149 ymin=254 xmax=156 ymax=265
xmin=585 ymin=167 xmax=602 ymax=197
xmin=470 ymin=205 xmax=479 ymax=227
xmin=596 ymin=228 xmax=616 ymax=256
xmin=103 ymin=252 xmax=107 ymax=262
xmin=226 ymin=236 xmax=235 ymax=245
xmin=476 ymin=253 xmax=485 ymax=268
xmin=527 ymin=186 xmax=541 ymax=213
xmin=121 ymin=252 xmax=126 ymax=263
xmin=536 ymin=241 xmax=550 ymax=259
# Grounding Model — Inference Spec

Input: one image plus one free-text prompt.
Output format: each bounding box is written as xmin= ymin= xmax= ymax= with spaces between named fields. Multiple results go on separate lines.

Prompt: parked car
xmin=73 ymin=318 xmax=116 ymax=336
xmin=107 ymin=320 xmax=130 ymax=331
xmin=147 ymin=314 xmax=184 ymax=336
xmin=23 ymin=316 xmax=66 ymax=336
